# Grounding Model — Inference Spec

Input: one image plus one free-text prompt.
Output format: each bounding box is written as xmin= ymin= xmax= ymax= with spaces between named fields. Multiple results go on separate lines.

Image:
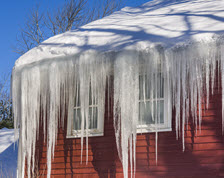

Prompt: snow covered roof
xmin=15 ymin=0 xmax=224 ymax=67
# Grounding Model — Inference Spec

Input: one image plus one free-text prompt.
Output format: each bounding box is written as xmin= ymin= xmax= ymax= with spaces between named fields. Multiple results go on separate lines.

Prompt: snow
xmin=14 ymin=0 xmax=224 ymax=68
xmin=0 ymin=128 xmax=18 ymax=177
xmin=11 ymin=0 xmax=224 ymax=178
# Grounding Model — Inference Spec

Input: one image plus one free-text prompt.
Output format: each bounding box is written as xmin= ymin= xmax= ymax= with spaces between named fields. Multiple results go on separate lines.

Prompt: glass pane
xmin=89 ymin=84 xmax=97 ymax=105
xmin=73 ymin=107 xmax=98 ymax=130
xmin=73 ymin=108 xmax=81 ymax=130
xmin=139 ymin=74 xmax=164 ymax=100
xmin=139 ymin=75 xmax=145 ymax=100
xmin=89 ymin=107 xmax=98 ymax=129
xmin=138 ymin=100 xmax=164 ymax=125
xmin=75 ymin=82 xmax=97 ymax=106
xmin=154 ymin=73 xmax=164 ymax=98
xmin=74 ymin=83 xmax=80 ymax=107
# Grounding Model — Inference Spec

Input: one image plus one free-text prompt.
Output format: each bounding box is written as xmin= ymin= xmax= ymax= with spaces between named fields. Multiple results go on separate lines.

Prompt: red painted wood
xmin=25 ymin=78 xmax=224 ymax=178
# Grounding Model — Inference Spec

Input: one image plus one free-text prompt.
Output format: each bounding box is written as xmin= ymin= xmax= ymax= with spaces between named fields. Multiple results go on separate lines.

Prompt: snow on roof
xmin=15 ymin=0 xmax=224 ymax=67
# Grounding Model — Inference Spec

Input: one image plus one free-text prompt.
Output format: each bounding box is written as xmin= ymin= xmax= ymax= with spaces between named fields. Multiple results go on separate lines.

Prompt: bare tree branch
xmin=0 ymin=74 xmax=10 ymax=99
xmin=0 ymin=74 xmax=13 ymax=127
xmin=14 ymin=0 xmax=122 ymax=55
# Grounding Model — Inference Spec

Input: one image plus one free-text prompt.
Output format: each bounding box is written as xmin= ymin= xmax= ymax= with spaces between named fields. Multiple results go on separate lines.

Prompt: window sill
xmin=137 ymin=127 xmax=172 ymax=134
xmin=66 ymin=132 xmax=104 ymax=138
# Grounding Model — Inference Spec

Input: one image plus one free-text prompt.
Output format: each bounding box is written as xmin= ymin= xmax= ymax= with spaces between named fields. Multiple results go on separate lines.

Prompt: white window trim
xmin=137 ymin=74 xmax=172 ymax=134
xmin=67 ymin=130 xmax=104 ymax=138
xmin=67 ymin=71 xmax=171 ymax=138
xmin=67 ymin=82 xmax=105 ymax=138
xmin=67 ymin=104 xmax=104 ymax=138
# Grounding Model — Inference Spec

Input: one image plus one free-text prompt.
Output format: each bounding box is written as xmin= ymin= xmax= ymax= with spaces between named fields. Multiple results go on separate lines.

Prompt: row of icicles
xmin=12 ymin=42 xmax=224 ymax=178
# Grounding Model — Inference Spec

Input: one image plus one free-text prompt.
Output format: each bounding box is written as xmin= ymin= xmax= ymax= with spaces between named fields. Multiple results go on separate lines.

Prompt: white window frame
xmin=67 ymin=84 xmax=104 ymax=138
xmin=137 ymin=73 xmax=172 ymax=134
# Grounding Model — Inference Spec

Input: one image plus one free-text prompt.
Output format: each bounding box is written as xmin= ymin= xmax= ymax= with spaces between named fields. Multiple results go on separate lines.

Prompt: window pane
xmin=139 ymin=74 xmax=164 ymax=100
xmin=89 ymin=84 xmax=97 ymax=105
xmin=138 ymin=100 xmax=164 ymax=125
xmin=89 ymin=107 xmax=98 ymax=129
xmin=73 ymin=107 xmax=98 ymax=130
xmin=74 ymin=83 xmax=80 ymax=107
xmin=155 ymin=73 xmax=164 ymax=98
xmin=75 ymin=83 xmax=97 ymax=107
xmin=139 ymin=75 xmax=145 ymax=100
xmin=73 ymin=108 xmax=81 ymax=130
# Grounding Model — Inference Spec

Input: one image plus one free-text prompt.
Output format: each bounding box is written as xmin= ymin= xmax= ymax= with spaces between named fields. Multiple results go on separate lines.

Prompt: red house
xmin=12 ymin=0 xmax=224 ymax=177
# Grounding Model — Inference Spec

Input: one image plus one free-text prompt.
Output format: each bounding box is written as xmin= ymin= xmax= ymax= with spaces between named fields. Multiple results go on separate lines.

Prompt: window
xmin=68 ymin=83 xmax=104 ymax=138
xmin=137 ymin=72 xmax=171 ymax=133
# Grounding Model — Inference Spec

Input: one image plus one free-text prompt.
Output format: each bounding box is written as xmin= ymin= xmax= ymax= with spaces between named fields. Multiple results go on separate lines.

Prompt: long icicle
xmin=12 ymin=41 xmax=224 ymax=178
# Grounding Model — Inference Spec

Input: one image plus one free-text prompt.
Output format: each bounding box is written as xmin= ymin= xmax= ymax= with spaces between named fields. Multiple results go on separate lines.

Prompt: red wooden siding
xmin=29 ymin=79 xmax=224 ymax=178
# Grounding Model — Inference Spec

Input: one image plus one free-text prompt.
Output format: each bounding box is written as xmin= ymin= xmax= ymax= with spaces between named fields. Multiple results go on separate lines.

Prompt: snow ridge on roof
xmin=15 ymin=0 xmax=224 ymax=67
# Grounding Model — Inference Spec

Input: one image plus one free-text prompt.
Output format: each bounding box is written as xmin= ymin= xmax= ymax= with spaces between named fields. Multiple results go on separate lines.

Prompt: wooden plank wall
xmin=31 ymin=78 xmax=224 ymax=178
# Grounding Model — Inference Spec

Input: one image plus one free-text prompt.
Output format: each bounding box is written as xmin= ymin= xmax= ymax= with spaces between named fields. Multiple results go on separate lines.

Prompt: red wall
xmin=33 ymin=81 xmax=224 ymax=178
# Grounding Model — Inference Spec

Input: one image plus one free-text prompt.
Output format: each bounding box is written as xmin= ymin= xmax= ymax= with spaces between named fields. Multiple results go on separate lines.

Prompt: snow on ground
xmin=0 ymin=128 xmax=18 ymax=178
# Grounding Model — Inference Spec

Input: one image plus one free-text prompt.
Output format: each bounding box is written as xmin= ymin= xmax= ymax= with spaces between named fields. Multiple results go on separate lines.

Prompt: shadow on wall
xmin=135 ymin=75 xmax=224 ymax=177
xmin=55 ymin=71 xmax=224 ymax=178
xmin=0 ymin=140 xmax=18 ymax=177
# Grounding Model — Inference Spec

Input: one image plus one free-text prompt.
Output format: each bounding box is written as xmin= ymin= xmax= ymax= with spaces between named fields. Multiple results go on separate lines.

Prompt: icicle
xmin=13 ymin=51 xmax=110 ymax=178
xmin=114 ymin=51 xmax=139 ymax=178
xmin=175 ymin=52 xmax=181 ymax=140
xmin=221 ymin=44 xmax=224 ymax=134
xmin=181 ymin=54 xmax=185 ymax=152
xmin=205 ymin=55 xmax=210 ymax=109
xmin=12 ymin=40 xmax=224 ymax=178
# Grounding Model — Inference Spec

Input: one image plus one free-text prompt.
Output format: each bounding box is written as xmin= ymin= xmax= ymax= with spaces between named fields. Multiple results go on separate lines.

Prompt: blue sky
xmin=0 ymin=0 xmax=150 ymax=77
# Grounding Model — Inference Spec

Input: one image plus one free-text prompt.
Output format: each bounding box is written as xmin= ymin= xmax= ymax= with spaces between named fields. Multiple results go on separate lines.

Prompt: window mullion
xmin=138 ymin=71 xmax=171 ymax=133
